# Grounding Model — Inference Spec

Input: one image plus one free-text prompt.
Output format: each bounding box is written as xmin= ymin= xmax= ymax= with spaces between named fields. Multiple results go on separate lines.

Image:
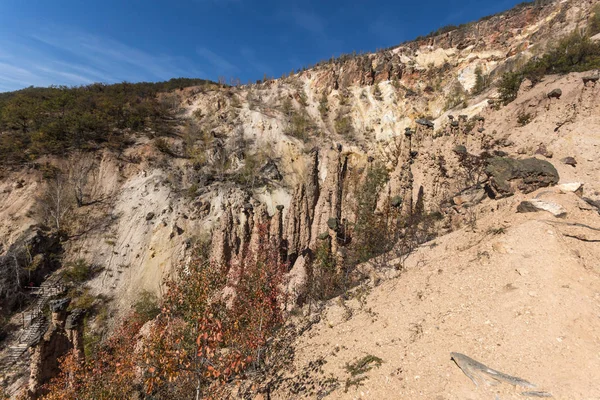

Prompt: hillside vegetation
xmin=0 ymin=78 xmax=215 ymax=164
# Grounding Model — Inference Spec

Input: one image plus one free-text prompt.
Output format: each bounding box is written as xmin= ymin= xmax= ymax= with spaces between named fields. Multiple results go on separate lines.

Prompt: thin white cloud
xmin=0 ymin=26 xmax=204 ymax=92
xmin=31 ymin=30 xmax=199 ymax=81
xmin=35 ymin=66 xmax=96 ymax=85
xmin=0 ymin=62 xmax=48 ymax=87
xmin=196 ymin=47 xmax=238 ymax=73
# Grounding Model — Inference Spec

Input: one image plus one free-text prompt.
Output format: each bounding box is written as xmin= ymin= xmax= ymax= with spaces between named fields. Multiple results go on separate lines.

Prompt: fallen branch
xmin=450 ymin=352 xmax=553 ymax=397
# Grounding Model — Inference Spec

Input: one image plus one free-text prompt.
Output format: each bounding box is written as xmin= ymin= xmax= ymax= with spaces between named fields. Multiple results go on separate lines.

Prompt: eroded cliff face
xmin=1 ymin=0 xmax=600 ymax=397
xmin=0 ymin=0 xmax=597 ymax=328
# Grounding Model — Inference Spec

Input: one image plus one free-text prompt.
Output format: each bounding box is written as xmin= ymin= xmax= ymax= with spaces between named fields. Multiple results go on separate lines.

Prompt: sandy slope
xmin=279 ymin=187 xmax=600 ymax=399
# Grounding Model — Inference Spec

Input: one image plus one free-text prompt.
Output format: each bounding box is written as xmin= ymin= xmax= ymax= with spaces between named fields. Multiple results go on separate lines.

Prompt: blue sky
xmin=0 ymin=0 xmax=526 ymax=92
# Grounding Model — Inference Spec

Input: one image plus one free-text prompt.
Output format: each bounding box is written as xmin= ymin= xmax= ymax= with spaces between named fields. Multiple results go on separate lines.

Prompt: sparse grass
xmin=345 ymin=354 xmax=383 ymax=376
xmin=517 ymin=112 xmax=532 ymax=126
xmin=344 ymin=354 xmax=383 ymax=392
xmin=487 ymin=226 xmax=507 ymax=235
xmin=62 ymin=259 xmax=94 ymax=284
xmin=334 ymin=115 xmax=353 ymax=136
xmin=285 ymin=111 xmax=312 ymax=141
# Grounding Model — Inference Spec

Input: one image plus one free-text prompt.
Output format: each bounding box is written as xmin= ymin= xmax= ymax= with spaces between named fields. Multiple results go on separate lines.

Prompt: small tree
xmin=472 ymin=66 xmax=488 ymax=95
xmin=498 ymin=71 xmax=523 ymax=105
xmin=347 ymin=163 xmax=389 ymax=266
xmin=41 ymin=316 xmax=143 ymax=400
xmin=318 ymin=91 xmax=329 ymax=118
xmin=36 ymin=169 xmax=75 ymax=233
xmin=68 ymin=152 xmax=96 ymax=207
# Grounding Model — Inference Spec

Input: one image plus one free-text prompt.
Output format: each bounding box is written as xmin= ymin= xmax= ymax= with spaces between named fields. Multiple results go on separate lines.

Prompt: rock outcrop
xmin=484 ymin=157 xmax=559 ymax=198
xmin=284 ymin=150 xmax=320 ymax=264
xmin=0 ymin=228 xmax=61 ymax=315
xmin=517 ymin=199 xmax=567 ymax=217
xmin=27 ymin=300 xmax=84 ymax=398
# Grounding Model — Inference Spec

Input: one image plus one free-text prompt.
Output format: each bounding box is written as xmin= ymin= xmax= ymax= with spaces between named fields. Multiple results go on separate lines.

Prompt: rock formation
xmin=284 ymin=150 xmax=320 ymax=265
xmin=484 ymin=157 xmax=560 ymax=198
xmin=0 ymin=229 xmax=61 ymax=315
xmin=27 ymin=299 xmax=84 ymax=398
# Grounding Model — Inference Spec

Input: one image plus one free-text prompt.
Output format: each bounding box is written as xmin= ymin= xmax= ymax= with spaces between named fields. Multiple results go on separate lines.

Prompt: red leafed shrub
xmin=41 ymin=316 xmax=143 ymax=399
xmin=227 ymin=223 xmax=289 ymax=370
xmin=43 ymin=224 xmax=288 ymax=399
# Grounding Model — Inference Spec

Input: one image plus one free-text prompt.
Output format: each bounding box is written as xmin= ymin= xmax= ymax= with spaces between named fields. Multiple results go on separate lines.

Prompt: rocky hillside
xmin=1 ymin=0 xmax=600 ymax=397
xmin=266 ymin=70 xmax=600 ymax=400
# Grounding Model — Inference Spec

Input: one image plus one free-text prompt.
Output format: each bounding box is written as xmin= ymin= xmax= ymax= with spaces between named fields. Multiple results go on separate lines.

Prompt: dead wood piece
xmin=450 ymin=352 xmax=536 ymax=389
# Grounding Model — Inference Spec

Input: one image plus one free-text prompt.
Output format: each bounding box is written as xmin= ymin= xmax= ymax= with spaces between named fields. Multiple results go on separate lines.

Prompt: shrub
xmin=307 ymin=238 xmax=344 ymax=302
xmin=517 ymin=112 xmax=532 ymax=126
xmin=154 ymin=138 xmax=175 ymax=156
xmin=285 ymin=111 xmax=312 ymax=141
xmin=45 ymin=230 xmax=289 ymax=399
xmin=348 ymin=163 xmax=389 ymax=265
xmin=498 ymin=71 xmax=523 ymax=105
xmin=133 ymin=290 xmax=160 ymax=322
xmin=318 ymin=92 xmax=329 ymax=118
xmin=62 ymin=259 xmax=93 ymax=284
xmin=0 ymin=79 xmax=214 ymax=164
xmin=42 ymin=316 xmax=143 ymax=400
xmin=444 ymin=82 xmax=467 ymax=110
xmin=334 ymin=115 xmax=353 ymax=136
xmin=373 ymin=83 xmax=383 ymax=101
xmin=498 ymin=28 xmax=600 ymax=104
xmin=344 ymin=355 xmax=383 ymax=392
xmin=233 ymin=151 xmax=265 ymax=186
xmin=472 ymin=66 xmax=489 ymax=95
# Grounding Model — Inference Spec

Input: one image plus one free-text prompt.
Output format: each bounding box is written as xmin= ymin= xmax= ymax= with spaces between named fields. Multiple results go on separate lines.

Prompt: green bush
xmin=444 ymin=82 xmax=467 ymax=110
xmin=334 ymin=115 xmax=353 ymax=136
xmin=498 ymin=29 xmax=600 ymax=104
xmin=373 ymin=83 xmax=382 ymax=101
xmin=517 ymin=112 xmax=532 ymax=126
xmin=285 ymin=111 xmax=312 ymax=141
xmin=318 ymin=92 xmax=329 ymax=118
xmin=0 ymin=79 xmax=214 ymax=164
xmin=62 ymin=259 xmax=93 ymax=284
xmin=498 ymin=71 xmax=523 ymax=105
xmin=349 ymin=163 xmax=389 ymax=264
xmin=154 ymin=138 xmax=175 ymax=156
xmin=472 ymin=66 xmax=489 ymax=95
xmin=233 ymin=152 xmax=265 ymax=186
